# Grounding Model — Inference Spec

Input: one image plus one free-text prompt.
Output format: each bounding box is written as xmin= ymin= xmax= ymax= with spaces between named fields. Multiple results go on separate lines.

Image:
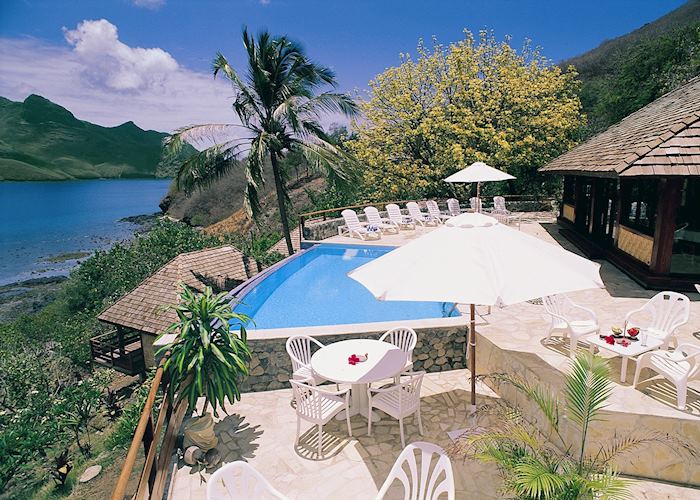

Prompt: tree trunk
xmin=270 ymin=152 xmax=294 ymax=256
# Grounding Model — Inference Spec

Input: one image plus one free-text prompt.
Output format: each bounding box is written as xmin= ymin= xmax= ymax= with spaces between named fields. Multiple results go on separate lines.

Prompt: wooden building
xmin=540 ymin=76 xmax=700 ymax=291
xmin=93 ymin=246 xmax=258 ymax=374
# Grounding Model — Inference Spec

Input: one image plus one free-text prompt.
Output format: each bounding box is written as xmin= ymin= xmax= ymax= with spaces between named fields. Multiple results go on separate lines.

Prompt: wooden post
xmin=469 ymin=304 xmax=476 ymax=406
xmin=650 ymin=178 xmax=683 ymax=274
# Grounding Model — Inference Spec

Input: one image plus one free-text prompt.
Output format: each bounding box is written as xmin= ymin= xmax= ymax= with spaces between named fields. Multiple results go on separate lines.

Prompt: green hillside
xmin=563 ymin=0 xmax=700 ymax=136
xmin=0 ymin=94 xmax=194 ymax=181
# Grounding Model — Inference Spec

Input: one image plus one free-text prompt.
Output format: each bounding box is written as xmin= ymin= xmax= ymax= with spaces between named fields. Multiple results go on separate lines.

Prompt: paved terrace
xmin=169 ymin=215 xmax=700 ymax=499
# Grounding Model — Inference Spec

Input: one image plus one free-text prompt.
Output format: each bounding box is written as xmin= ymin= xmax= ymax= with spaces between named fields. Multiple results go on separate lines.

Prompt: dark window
xmin=562 ymin=176 xmax=576 ymax=205
xmin=671 ymin=178 xmax=700 ymax=275
xmin=619 ymin=179 xmax=659 ymax=236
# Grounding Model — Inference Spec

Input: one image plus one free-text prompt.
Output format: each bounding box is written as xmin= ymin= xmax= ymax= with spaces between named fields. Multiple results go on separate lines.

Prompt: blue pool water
xmin=233 ymin=244 xmax=458 ymax=329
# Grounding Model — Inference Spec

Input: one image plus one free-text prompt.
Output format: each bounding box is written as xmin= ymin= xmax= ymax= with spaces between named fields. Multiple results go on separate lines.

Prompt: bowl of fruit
xmin=626 ymin=327 xmax=640 ymax=341
xmin=611 ymin=326 xmax=624 ymax=338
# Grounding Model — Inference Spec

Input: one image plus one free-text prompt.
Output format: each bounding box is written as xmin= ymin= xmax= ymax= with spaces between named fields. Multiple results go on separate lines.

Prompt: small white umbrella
xmin=348 ymin=212 xmax=603 ymax=406
xmin=444 ymin=161 xmax=515 ymax=212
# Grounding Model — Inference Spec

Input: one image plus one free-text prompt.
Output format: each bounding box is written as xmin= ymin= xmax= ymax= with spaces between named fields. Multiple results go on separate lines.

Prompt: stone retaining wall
xmin=475 ymin=331 xmax=700 ymax=486
xmin=240 ymin=324 xmax=468 ymax=393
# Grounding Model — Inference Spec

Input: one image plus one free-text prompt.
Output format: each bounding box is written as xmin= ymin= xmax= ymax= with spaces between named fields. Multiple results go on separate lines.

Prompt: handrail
xmin=112 ymin=351 xmax=172 ymax=500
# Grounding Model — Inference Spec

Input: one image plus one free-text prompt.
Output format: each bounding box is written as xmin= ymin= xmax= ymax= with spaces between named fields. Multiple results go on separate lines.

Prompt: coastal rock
xmin=78 ymin=465 xmax=102 ymax=483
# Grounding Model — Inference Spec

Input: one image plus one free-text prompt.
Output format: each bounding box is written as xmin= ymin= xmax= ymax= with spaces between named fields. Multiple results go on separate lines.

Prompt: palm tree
xmin=165 ymin=28 xmax=359 ymax=255
xmin=451 ymin=352 xmax=693 ymax=499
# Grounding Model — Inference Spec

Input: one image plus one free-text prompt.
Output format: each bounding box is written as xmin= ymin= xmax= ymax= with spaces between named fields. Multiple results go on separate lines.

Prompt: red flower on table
xmin=348 ymin=354 xmax=360 ymax=365
xmin=604 ymin=335 xmax=615 ymax=345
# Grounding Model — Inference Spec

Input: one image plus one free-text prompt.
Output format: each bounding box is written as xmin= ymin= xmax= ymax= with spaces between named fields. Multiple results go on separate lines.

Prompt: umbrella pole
xmin=469 ymin=303 xmax=476 ymax=406
xmin=476 ymin=182 xmax=481 ymax=213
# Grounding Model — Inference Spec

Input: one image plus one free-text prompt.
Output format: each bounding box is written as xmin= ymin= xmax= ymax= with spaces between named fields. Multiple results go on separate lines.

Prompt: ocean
xmin=0 ymin=179 xmax=171 ymax=285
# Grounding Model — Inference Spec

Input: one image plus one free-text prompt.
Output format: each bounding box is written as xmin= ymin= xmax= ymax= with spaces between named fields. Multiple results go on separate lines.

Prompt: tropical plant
xmin=159 ymin=285 xmax=252 ymax=416
xmin=351 ymin=30 xmax=584 ymax=200
xmin=48 ymin=449 xmax=72 ymax=486
xmin=165 ymin=27 xmax=359 ymax=255
xmin=451 ymin=352 xmax=693 ymax=499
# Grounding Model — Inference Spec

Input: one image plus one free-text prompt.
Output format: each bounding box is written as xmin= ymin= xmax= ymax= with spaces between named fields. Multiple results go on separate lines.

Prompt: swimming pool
xmin=232 ymin=243 xmax=458 ymax=330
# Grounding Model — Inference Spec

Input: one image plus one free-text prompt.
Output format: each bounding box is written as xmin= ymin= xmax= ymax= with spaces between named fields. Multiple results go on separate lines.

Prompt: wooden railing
xmin=112 ymin=352 xmax=187 ymax=500
xmin=90 ymin=330 xmax=145 ymax=375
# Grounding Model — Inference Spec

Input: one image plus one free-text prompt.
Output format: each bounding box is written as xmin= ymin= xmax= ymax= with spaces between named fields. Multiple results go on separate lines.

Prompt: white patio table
xmin=585 ymin=333 xmax=664 ymax=383
xmin=310 ymin=338 xmax=407 ymax=423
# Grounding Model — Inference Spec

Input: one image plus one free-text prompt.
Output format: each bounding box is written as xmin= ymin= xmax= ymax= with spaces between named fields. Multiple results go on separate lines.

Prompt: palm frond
xmin=298 ymin=92 xmax=359 ymax=118
xmin=512 ymin=458 xmax=568 ymax=499
xmin=174 ymin=143 xmax=242 ymax=194
xmin=163 ymin=123 xmax=246 ymax=158
xmin=565 ymin=352 xmax=612 ymax=429
xmin=487 ymin=372 xmax=564 ymax=447
xmin=585 ymin=471 xmax=632 ymax=500
xmin=596 ymin=430 xmax=698 ymax=466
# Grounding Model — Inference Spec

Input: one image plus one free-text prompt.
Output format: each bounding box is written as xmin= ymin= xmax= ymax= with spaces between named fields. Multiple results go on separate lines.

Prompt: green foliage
xmin=160 ymin=286 xmax=252 ymax=416
xmin=570 ymin=20 xmax=700 ymax=135
xmin=165 ymin=27 xmax=359 ymax=255
xmin=452 ymin=352 xmax=691 ymax=499
xmin=0 ymin=94 xmax=196 ymax=181
xmin=107 ymin=370 xmax=159 ymax=450
xmin=351 ymin=31 xmax=584 ymax=201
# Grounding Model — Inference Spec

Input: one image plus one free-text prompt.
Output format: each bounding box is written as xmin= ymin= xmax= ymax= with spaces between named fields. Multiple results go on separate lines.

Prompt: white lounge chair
xmin=379 ymin=327 xmax=417 ymax=374
xmin=624 ymin=291 xmax=690 ymax=348
xmin=368 ymin=371 xmax=424 ymax=448
xmin=339 ymin=209 xmax=381 ymax=240
xmin=286 ymin=335 xmax=336 ymax=387
xmin=386 ymin=204 xmax=415 ymax=230
xmin=491 ymin=196 xmax=510 ymax=215
xmin=446 ymin=198 xmax=461 ymax=217
xmin=426 ymin=200 xmax=451 ymax=223
xmin=633 ymin=343 xmax=700 ymax=410
xmin=290 ymin=380 xmax=352 ymax=455
xmin=406 ymin=202 xmax=438 ymax=226
xmin=543 ymin=294 xmax=599 ymax=358
xmin=469 ymin=197 xmax=482 ymax=213
xmin=364 ymin=206 xmax=399 ymax=234
xmin=375 ymin=442 xmax=455 ymax=500
xmin=207 ymin=461 xmax=288 ymax=500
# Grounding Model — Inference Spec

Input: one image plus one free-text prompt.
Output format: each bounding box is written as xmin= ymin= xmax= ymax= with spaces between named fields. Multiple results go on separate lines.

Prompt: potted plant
xmin=158 ymin=285 xmax=251 ymax=451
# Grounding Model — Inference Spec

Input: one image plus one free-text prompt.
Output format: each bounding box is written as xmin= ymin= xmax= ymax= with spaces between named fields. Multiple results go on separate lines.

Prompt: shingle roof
xmin=269 ymin=227 xmax=301 ymax=257
xmin=98 ymin=246 xmax=258 ymax=335
xmin=540 ymin=76 xmax=700 ymax=177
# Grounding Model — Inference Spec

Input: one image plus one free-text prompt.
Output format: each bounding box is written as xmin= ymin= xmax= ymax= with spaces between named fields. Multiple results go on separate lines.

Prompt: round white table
xmin=310 ymin=338 xmax=407 ymax=422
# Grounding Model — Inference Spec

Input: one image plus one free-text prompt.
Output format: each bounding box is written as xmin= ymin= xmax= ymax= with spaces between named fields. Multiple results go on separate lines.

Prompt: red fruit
xmin=627 ymin=327 xmax=639 ymax=337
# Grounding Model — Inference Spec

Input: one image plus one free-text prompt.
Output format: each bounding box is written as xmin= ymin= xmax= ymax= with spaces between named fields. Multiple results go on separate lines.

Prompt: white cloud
xmin=132 ymin=0 xmax=165 ymax=9
xmin=0 ymin=19 xmax=350 ymax=138
xmin=0 ymin=22 xmax=235 ymax=133
xmin=260 ymin=0 xmax=271 ymax=5
xmin=63 ymin=19 xmax=178 ymax=92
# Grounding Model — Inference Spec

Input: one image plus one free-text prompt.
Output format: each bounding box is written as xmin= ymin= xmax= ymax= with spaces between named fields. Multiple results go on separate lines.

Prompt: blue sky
xmin=0 ymin=0 xmax=686 ymax=132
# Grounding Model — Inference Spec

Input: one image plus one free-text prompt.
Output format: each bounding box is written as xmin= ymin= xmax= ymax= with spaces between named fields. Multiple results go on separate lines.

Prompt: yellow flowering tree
xmin=351 ymin=31 xmax=584 ymax=201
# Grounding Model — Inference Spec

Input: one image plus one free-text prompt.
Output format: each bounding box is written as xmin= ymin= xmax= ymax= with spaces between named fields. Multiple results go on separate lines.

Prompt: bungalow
xmin=93 ymin=246 xmax=258 ymax=374
xmin=540 ymin=76 xmax=700 ymax=291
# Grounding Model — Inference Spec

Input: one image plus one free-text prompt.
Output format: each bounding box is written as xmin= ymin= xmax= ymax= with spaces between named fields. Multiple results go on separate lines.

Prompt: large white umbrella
xmin=444 ymin=161 xmax=515 ymax=212
xmin=348 ymin=212 xmax=604 ymax=405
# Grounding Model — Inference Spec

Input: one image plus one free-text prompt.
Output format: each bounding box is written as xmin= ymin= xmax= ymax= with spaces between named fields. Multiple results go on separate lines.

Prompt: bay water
xmin=0 ymin=179 xmax=171 ymax=285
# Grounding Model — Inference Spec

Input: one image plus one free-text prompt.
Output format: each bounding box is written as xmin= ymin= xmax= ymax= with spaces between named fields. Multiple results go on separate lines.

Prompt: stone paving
xmin=168 ymin=216 xmax=700 ymax=498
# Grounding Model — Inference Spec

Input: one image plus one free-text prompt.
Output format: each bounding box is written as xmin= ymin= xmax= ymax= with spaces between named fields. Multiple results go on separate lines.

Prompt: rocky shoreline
xmin=0 ymin=276 xmax=68 ymax=322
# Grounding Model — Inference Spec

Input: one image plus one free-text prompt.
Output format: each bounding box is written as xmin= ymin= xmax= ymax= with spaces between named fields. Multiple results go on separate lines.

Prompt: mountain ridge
xmin=0 ymin=94 xmax=194 ymax=181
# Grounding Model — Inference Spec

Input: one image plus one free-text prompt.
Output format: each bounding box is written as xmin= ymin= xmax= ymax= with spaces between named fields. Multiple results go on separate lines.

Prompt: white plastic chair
xmin=491 ymin=196 xmax=510 ymax=215
xmin=286 ymin=335 xmax=335 ymax=387
xmin=375 ymin=442 xmax=455 ymax=500
xmin=542 ymin=294 xmax=599 ymax=358
xmin=406 ymin=202 xmax=438 ymax=226
xmin=469 ymin=197 xmax=482 ymax=213
xmin=379 ymin=327 xmax=417 ymax=374
xmin=364 ymin=206 xmax=400 ymax=234
xmin=290 ymin=380 xmax=352 ymax=455
xmin=368 ymin=371 xmax=425 ymax=448
xmin=633 ymin=343 xmax=700 ymax=410
xmin=425 ymin=200 xmax=450 ymax=224
xmin=339 ymin=209 xmax=381 ymax=240
xmin=624 ymin=291 xmax=690 ymax=348
xmin=386 ymin=203 xmax=416 ymax=230
xmin=207 ymin=461 xmax=288 ymax=500
xmin=446 ymin=198 xmax=461 ymax=217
